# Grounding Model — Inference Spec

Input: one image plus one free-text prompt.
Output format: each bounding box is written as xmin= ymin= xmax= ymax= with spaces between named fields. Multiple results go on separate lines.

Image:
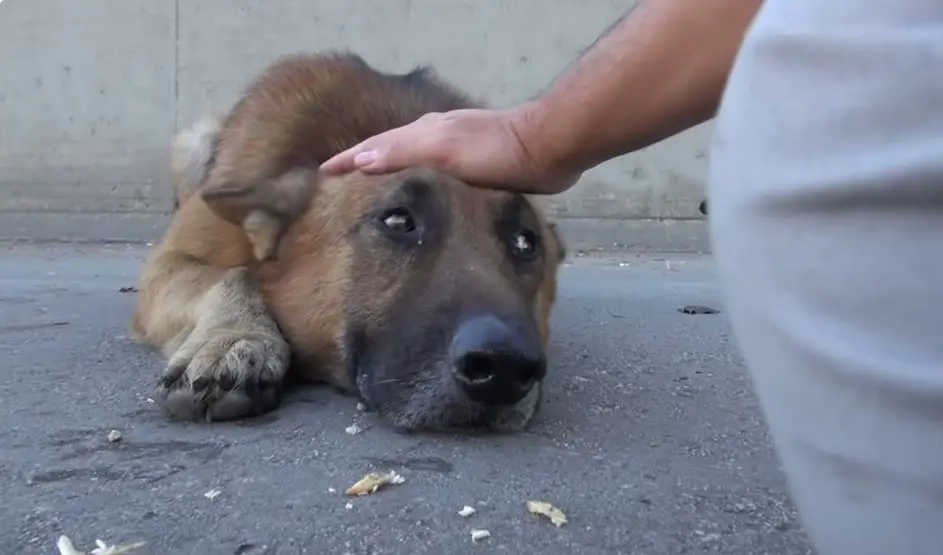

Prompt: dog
xmin=130 ymin=51 xmax=566 ymax=432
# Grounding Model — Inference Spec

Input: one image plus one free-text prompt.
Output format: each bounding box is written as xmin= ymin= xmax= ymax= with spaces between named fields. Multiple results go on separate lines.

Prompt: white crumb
xmin=90 ymin=539 xmax=147 ymax=555
xmin=470 ymin=529 xmax=491 ymax=543
xmin=203 ymin=488 xmax=222 ymax=500
xmin=328 ymin=487 xmax=337 ymax=494
xmin=344 ymin=424 xmax=362 ymax=435
xmin=458 ymin=505 xmax=477 ymax=517
xmin=56 ymin=536 xmax=83 ymax=555
xmin=356 ymin=402 xmax=367 ymax=412
xmin=345 ymin=502 xmax=354 ymax=510
xmin=106 ymin=430 xmax=122 ymax=443
xmin=57 ymin=536 xmax=146 ymax=555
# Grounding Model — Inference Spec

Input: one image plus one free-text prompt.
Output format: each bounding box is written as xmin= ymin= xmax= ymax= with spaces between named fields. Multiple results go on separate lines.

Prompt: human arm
xmin=319 ymin=0 xmax=763 ymax=194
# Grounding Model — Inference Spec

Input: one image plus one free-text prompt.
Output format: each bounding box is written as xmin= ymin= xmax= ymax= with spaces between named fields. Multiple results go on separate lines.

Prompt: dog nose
xmin=450 ymin=315 xmax=547 ymax=406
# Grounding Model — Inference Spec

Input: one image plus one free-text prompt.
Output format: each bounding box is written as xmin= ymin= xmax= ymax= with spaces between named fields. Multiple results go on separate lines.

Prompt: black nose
xmin=449 ymin=315 xmax=547 ymax=406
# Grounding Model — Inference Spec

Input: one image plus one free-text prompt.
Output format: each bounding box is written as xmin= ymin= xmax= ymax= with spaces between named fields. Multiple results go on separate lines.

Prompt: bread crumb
xmin=458 ymin=505 xmax=477 ymax=517
xmin=90 ymin=539 xmax=147 ymax=555
xmin=344 ymin=424 xmax=362 ymax=435
xmin=344 ymin=470 xmax=405 ymax=497
xmin=470 ymin=529 xmax=491 ymax=543
xmin=203 ymin=488 xmax=222 ymax=500
xmin=56 ymin=536 xmax=83 ymax=555
xmin=57 ymin=536 xmax=146 ymax=555
xmin=526 ymin=500 xmax=568 ymax=527
xmin=106 ymin=430 xmax=122 ymax=443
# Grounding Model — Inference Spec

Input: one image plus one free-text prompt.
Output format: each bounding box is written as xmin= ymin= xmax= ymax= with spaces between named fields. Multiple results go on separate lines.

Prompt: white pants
xmin=709 ymin=1 xmax=943 ymax=554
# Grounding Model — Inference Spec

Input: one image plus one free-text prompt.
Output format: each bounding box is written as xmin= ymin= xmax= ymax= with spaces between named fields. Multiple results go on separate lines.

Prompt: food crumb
xmin=470 ymin=529 xmax=491 ymax=543
xmin=526 ymin=500 xmax=568 ymax=527
xmin=90 ymin=539 xmax=146 ymax=555
xmin=203 ymin=488 xmax=222 ymax=500
xmin=458 ymin=505 xmax=477 ymax=517
xmin=328 ymin=487 xmax=337 ymax=494
xmin=57 ymin=537 xmax=83 ymax=555
xmin=344 ymin=424 xmax=362 ymax=435
xmin=57 ymin=535 xmax=146 ymax=555
xmin=356 ymin=402 xmax=367 ymax=412
xmin=345 ymin=502 xmax=354 ymax=510
xmin=106 ymin=430 xmax=122 ymax=443
xmin=345 ymin=471 xmax=405 ymax=497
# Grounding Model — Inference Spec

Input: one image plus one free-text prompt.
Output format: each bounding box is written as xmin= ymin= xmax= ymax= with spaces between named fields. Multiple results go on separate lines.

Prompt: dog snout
xmin=449 ymin=315 xmax=546 ymax=406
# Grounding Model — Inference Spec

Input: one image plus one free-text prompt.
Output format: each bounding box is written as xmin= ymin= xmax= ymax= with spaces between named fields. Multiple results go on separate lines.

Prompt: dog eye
xmin=380 ymin=208 xmax=416 ymax=234
xmin=511 ymin=229 xmax=539 ymax=260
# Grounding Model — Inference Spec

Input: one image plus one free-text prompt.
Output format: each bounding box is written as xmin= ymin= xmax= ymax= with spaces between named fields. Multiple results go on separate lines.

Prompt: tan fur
xmin=131 ymin=52 xmax=563 ymax=424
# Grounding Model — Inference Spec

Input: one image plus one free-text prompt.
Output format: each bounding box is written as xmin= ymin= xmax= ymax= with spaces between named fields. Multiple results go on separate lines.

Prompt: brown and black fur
xmin=132 ymin=51 xmax=566 ymax=431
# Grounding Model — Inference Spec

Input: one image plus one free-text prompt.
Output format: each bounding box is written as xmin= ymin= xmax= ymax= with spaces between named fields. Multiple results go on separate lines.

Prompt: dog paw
xmin=156 ymin=331 xmax=289 ymax=422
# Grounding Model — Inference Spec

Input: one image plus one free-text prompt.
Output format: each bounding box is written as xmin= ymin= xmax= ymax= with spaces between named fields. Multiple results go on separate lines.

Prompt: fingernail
xmin=354 ymin=150 xmax=378 ymax=167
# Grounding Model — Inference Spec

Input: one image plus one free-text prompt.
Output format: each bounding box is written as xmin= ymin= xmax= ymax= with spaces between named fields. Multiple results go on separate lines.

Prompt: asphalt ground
xmin=0 ymin=242 xmax=813 ymax=555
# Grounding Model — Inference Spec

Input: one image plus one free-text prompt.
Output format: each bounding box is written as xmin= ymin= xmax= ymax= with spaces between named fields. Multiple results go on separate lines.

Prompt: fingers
xmin=321 ymin=111 xmax=455 ymax=175
xmin=319 ymin=143 xmax=371 ymax=175
xmin=350 ymin=146 xmax=399 ymax=174
xmin=320 ymin=129 xmax=419 ymax=176
xmin=319 ymin=141 xmax=400 ymax=176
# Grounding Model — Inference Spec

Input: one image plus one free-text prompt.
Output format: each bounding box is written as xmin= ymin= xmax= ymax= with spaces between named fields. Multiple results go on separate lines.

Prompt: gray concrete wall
xmin=0 ymin=0 xmax=710 ymax=252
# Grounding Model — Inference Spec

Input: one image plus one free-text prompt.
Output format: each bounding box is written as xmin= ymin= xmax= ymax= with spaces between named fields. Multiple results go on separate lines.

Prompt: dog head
xmin=203 ymin=166 xmax=565 ymax=433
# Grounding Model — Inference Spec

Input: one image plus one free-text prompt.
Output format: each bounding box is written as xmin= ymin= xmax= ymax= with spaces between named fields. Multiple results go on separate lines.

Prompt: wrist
xmin=508 ymin=100 xmax=583 ymax=192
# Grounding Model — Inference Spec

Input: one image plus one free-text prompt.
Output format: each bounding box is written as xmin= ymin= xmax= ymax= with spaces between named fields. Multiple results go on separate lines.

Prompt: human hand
xmin=318 ymin=107 xmax=580 ymax=195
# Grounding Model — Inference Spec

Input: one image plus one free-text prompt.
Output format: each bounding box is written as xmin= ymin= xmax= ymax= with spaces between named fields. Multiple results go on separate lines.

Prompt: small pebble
xmin=106 ymin=430 xmax=122 ymax=443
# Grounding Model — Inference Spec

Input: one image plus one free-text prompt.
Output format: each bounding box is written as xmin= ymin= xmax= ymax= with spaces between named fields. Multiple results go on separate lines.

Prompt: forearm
xmin=516 ymin=0 xmax=762 ymax=177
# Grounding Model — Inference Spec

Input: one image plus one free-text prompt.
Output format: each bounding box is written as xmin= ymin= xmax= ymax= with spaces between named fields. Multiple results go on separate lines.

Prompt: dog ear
xmin=201 ymin=167 xmax=321 ymax=262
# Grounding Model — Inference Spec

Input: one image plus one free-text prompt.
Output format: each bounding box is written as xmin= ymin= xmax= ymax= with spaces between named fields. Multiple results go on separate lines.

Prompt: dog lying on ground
xmin=130 ymin=52 xmax=566 ymax=432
